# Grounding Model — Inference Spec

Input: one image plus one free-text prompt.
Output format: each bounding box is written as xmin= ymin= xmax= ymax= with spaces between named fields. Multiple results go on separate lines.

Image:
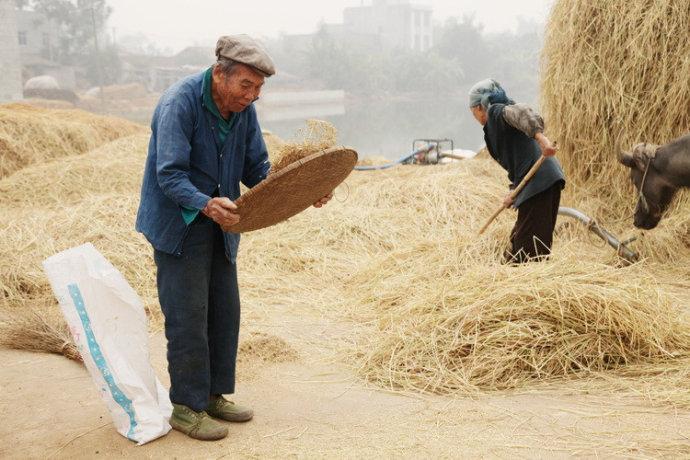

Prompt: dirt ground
xmin=1 ymin=293 xmax=689 ymax=460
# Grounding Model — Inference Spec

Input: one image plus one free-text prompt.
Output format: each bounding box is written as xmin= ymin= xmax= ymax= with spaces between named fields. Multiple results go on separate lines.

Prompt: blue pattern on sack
xmin=68 ymin=283 xmax=138 ymax=440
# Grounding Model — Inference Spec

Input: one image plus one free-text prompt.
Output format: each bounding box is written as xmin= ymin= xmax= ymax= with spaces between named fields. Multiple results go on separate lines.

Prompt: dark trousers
xmin=154 ymin=215 xmax=240 ymax=412
xmin=506 ymin=183 xmax=562 ymax=263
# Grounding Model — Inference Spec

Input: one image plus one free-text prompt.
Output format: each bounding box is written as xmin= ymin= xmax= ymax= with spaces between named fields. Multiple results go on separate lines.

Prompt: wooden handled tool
xmin=478 ymin=155 xmax=547 ymax=235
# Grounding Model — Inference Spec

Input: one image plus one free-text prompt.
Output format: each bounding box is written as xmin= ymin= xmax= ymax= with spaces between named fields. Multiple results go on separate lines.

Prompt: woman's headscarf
xmin=468 ymin=78 xmax=514 ymax=108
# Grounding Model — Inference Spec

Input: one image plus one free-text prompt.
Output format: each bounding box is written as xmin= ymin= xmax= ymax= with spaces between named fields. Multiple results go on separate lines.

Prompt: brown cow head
xmin=619 ymin=142 xmax=675 ymax=229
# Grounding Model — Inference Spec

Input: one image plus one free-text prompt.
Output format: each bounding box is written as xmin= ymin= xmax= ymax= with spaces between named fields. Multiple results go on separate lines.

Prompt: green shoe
xmin=170 ymin=403 xmax=228 ymax=441
xmin=206 ymin=395 xmax=254 ymax=423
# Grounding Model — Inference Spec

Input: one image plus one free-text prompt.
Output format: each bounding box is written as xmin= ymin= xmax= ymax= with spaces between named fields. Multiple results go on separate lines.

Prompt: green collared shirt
xmin=181 ymin=67 xmax=238 ymax=224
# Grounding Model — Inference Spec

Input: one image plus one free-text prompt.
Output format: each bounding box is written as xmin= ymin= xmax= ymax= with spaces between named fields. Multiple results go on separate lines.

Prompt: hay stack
xmin=21 ymin=98 xmax=75 ymax=110
xmin=541 ymin=0 xmax=690 ymax=197
xmin=0 ymin=134 xmax=148 ymax=207
xmin=0 ymin=103 xmax=145 ymax=178
xmin=543 ymin=0 xmax=690 ymax=268
xmin=0 ymin=134 xmax=158 ymax=322
xmin=24 ymin=75 xmax=60 ymax=90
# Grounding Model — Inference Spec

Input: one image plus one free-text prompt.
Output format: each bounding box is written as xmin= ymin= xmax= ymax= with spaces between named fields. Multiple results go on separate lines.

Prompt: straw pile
xmin=542 ymin=0 xmax=690 ymax=266
xmin=350 ymin=256 xmax=690 ymax=393
xmin=239 ymin=332 xmax=299 ymax=363
xmin=0 ymin=103 xmax=145 ymax=178
xmin=541 ymin=0 xmax=690 ymax=201
xmin=0 ymin=134 xmax=148 ymax=206
xmin=235 ymin=332 xmax=299 ymax=381
xmin=237 ymin=149 xmax=690 ymax=396
xmin=0 ymin=133 xmax=159 ymax=333
xmin=0 ymin=305 xmax=81 ymax=362
xmin=313 ymin=161 xmax=689 ymax=394
xmin=0 ymin=105 xmax=688 ymax=406
xmin=21 ymin=98 xmax=76 ymax=110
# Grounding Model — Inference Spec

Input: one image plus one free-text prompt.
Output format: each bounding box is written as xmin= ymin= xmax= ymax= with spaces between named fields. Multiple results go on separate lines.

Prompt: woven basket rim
xmin=228 ymin=146 xmax=358 ymax=233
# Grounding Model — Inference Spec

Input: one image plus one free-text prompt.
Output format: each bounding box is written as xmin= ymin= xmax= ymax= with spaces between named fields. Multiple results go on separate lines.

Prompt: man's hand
xmin=202 ymin=197 xmax=240 ymax=228
xmin=535 ymin=133 xmax=557 ymax=157
xmin=313 ymin=192 xmax=333 ymax=208
xmin=503 ymin=192 xmax=514 ymax=208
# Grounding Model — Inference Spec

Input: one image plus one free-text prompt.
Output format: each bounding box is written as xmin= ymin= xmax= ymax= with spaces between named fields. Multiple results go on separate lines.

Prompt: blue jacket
xmin=135 ymin=70 xmax=270 ymax=262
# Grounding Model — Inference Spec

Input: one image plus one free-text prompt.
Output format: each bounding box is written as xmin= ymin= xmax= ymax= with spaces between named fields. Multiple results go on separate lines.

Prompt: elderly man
xmin=136 ymin=35 xmax=331 ymax=441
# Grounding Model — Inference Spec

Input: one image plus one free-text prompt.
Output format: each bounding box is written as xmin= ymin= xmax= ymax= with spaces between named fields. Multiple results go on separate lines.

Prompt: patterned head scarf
xmin=468 ymin=78 xmax=514 ymax=108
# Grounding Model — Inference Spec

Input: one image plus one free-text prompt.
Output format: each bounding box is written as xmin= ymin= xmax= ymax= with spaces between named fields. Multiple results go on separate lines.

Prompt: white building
xmin=15 ymin=8 xmax=75 ymax=89
xmin=15 ymin=8 xmax=59 ymax=61
xmin=0 ymin=0 xmax=23 ymax=102
xmin=343 ymin=0 xmax=433 ymax=52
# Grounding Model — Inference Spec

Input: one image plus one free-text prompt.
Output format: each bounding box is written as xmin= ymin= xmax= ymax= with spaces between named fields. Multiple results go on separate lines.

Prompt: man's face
xmin=213 ymin=64 xmax=265 ymax=113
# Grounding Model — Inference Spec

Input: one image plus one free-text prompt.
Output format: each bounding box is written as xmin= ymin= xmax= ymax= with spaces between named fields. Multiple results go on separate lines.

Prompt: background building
xmin=343 ymin=0 xmax=433 ymax=52
xmin=15 ymin=8 xmax=76 ymax=89
xmin=0 ymin=0 xmax=23 ymax=102
xmin=15 ymin=8 xmax=58 ymax=61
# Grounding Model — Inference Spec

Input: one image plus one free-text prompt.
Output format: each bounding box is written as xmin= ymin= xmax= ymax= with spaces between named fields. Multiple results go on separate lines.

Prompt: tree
xmin=30 ymin=0 xmax=112 ymax=62
xmin=305 ymin=26 xmax=391 ymax=94
xmin=18 ymin=0 xmax=119 ymax=85
xmin=434 ymin=15 xmax=491 ymax=84
xmin=388 ymin=49 xmax=463 ymax=93
xmin=84 ymin=43 xmax=121 ymax=85
xmin=485 ymin=18 xmax=544 ymax=107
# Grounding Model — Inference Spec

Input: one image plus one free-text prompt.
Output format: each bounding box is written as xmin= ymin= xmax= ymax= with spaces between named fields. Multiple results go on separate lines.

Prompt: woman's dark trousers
xmin=507 ymin=183 xmax=561 ymax=263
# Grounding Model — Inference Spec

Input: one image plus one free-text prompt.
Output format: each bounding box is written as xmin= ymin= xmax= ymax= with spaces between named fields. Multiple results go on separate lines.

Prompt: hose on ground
xmin=354 ymin=144 xmax=433 ymax=171
xmin=558 ymin=207 xmax=639 ymax=264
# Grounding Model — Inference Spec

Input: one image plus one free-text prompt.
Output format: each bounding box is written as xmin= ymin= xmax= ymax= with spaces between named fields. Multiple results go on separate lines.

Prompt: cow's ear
xmin=619 ymin=151 xmax=636 ymax=168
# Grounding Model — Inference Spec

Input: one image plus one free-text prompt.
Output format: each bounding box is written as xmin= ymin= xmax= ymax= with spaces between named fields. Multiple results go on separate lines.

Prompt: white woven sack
xmin=43 ymin=243 xmax=171 ymax=445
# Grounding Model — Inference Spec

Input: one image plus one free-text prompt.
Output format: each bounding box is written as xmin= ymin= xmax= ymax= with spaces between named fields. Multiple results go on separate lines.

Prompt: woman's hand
xmin=503 ymin=192 xmax=514 ymax=208
xmin=535 ymin=133 xmax=557 ymax=157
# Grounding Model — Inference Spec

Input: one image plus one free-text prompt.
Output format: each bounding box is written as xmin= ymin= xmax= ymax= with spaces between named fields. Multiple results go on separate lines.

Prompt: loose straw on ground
xmin=0 ymin=105 xmax=688 ymax=409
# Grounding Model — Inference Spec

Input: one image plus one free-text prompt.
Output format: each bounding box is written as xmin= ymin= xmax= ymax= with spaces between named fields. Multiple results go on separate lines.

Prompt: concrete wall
xmin=0 ymin=0 xmax=23 ymax=102
xmin=343 ymin=0 xmax=433 ymax=52
xmin=16 ymin=9 xmax=59 ymax=61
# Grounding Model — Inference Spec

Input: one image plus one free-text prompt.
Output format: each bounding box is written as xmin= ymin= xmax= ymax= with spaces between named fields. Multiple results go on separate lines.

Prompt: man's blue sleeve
xmin=155 ymin=96 xmax=211 ymax=212
xmin=241 ymin=105 xmax=271 ymax=188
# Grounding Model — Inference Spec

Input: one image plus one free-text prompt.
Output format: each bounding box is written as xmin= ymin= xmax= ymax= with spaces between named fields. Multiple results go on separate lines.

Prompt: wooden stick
xmin=479 ymin=155 xmax=548 ymax=235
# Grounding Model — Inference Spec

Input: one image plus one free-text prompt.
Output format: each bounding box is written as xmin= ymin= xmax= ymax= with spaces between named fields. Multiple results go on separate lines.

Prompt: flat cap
xmin=215 ymin=34 xmax=275 ymax=77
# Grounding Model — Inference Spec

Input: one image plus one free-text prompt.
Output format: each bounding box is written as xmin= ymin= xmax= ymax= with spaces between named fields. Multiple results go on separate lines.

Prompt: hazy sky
xmin=108 ymin=0 xmax=553 ymax=53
